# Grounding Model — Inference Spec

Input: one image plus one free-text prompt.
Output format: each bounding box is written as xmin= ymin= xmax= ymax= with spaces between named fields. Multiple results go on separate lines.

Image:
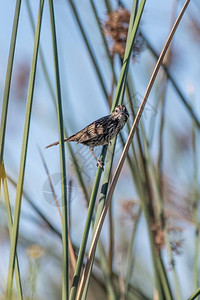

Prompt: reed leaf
xmin=6 ymin=1 xmax=44 ymax=297
xmin=69 ymin=147 xmax=107 ymax=300
xmin=48 ymin=0 xmax=69 ymax=298
xmin=0 ymin=0 xmax=23 ymax=297
xmin=68 ymin=0 xmax=108 ymax=100
xmin=188 ymin=288 xmax=200 ymax=300
xmin=192 ymin=102 xmax=199 ymax=292
xmin=124 ymin=207 xmax=141 ymax=296
xmin=77 ymin=0 xmax=147 ymax=298
xmin=141 ymin=32 xmax=200 ymax=129
xmin=7 ymin=173 xmax=62 ymax=239
xmin=1 ymin=164 xmax=23 ymax=299
xmin=77 ymin=1 xmax=191 ymax=298
xmin=0 ymin=0 xmax=22 ymax=162
xmin=26 ymin=0 xmax=90 ymax=204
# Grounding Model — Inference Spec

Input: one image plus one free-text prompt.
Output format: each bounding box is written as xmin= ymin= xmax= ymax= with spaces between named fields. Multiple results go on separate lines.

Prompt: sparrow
xmin=46 ymin=105 xmax=129 ymax=170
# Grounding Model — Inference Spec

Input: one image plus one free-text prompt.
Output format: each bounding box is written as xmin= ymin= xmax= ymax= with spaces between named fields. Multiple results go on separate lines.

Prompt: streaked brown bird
xmin=46 ymin=105 xmax=129 ymax=170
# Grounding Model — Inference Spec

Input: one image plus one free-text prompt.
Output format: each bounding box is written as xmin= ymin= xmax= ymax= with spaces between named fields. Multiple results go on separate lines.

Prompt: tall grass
xmin=5 ymin=1 xmax=44 ymax=298
xmin=77 ymin=2 xmax=191 ymax=299
xmin=48 ymin=0 xmax=69 ymax=298
xmin=0 ymin=0 xmax=23 ymax=298
xmin=0 ymin=0 xmax=199 ymax=299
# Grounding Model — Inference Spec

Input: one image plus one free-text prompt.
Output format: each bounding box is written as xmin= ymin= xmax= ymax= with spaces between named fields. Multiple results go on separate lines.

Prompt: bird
xmin=46 ymin=104 xmax=129 ymax=170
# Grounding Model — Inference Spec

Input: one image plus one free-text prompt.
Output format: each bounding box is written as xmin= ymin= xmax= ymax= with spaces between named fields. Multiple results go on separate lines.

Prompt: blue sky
xmin=0 ymin=1 xmax=199 ymax=298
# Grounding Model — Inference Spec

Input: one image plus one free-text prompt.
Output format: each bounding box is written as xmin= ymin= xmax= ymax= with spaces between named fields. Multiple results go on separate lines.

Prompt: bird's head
xmin=111 ymin=105 xmax=129 ymax=122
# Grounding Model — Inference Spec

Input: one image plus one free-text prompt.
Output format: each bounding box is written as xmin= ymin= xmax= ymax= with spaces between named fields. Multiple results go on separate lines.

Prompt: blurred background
xmin=0 ymin=0 xmax=200 ymax=299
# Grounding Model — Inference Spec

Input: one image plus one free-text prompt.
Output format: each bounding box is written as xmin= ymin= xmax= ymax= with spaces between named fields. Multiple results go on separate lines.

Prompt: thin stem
xmin=69 ymin=148 xmax=107 ymax=300
xmin=124 ymin=207 xmax=141 ymax=296
xmin=48 ymin=0 xmax=69 ymax=298
xmin=78 ymin=1 xmax=191 ymax=297
xmin=192 ymin=101 xmax=199 ymax=291
xmin=68 ymin=0 xmax=108 ymax=100
xmin=141 ymin=32 xmax=200 ymax=129
xmin=108 ymin=197 xmax=114 ymax=275
xmin=80 ymin=139 xmax=117 ymax=300
xmin=1 ymin=164 xmax=23 ymax=299
xmin=6 ymin=1 xmax=44 ymax=297
xmin=77 ymin=0 xmax=148 ymax=298
xmin=7 ymin=174 xmax=62 ymax=239
xmin=72 ymin=1 xmax=146 ymax=298
xmin=188 ymin=288 xmax=200 ymax=300
xmin=25 ymin=0 xmax=90 ymax=204
xmin=0 ymin=0 xmax=23 ymax=298
xmin=38 ymin=147 xmax=76 ymax=272
xmin=0 ymin=0 xmax=22 ymax=162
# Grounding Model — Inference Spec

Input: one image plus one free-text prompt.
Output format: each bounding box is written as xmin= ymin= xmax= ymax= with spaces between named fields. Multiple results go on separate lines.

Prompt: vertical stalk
xmin=108 ymin=197 xmax=114 ymax=275
xmin=188 ymin=288 xmax=200 ymax=300
xmin=124 ymin=208 xmax=141 ymax=296
xmin=0 ymin=0 xmax=22 ymax=162
xmin=78 ymin=0 xmax=145 ymax=290
xmin=78 ymin=1 xmax=191 ymax=298
xmin=0 ymin=0 xmax=23 ymax=298
xmin=77 ymin=1 xmax=147 ymax=298
xmin=48 ymin=0 xmax=69 ymax=298
xmin=68 ymin=0 xmax=108 ymax=100
xmin=69 ymin=148 xmax=106 ymax=300
xmin=1 ymin=164 xmax=23 ymax=299
xmin=141 ymin=32 xmax=200 ymax=129
xmin=25 ymin=0 xmax=90 ymax=204
xmin=192 ymin=104 xmax=199 ymax=292
xmin=6 ymin=1 xmax=44 ymax=298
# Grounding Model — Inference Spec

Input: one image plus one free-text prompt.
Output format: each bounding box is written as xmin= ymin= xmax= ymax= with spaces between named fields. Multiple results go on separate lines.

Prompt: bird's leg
xmin=89 ymin=147 xmax=104 ymax=170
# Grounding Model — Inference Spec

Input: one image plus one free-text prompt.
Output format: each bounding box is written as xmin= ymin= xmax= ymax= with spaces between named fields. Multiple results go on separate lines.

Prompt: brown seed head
xmin=103 ymin=8 xmax=145 ymax=60
xmin=120 ymin=199 xmax=138 ymax=222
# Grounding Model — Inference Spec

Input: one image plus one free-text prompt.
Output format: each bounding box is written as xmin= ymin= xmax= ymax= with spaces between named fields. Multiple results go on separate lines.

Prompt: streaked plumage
xmin=46 ymin=105 xmax=129 ymax=170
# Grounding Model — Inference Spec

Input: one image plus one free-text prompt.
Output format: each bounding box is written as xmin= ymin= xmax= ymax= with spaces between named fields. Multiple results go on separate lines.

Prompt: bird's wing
xmin=75 ymin=116 xmax=109 ymax=144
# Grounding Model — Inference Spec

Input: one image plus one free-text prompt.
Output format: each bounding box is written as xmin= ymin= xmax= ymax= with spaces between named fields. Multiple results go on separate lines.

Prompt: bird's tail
xmin=46 ymin=137 xmax=70 ymax=149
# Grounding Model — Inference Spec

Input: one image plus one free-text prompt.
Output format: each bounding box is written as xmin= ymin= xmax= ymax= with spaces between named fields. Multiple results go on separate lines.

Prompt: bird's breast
xmin=105 ymin=119 xmax=125 ymax=143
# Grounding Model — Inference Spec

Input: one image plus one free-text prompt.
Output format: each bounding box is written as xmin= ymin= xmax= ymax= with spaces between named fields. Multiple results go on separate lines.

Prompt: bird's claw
xmin=97 ymin=160 xmax=104 ymax=171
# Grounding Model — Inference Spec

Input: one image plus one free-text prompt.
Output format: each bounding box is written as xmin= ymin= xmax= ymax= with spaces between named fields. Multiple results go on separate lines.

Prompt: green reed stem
xmin=0 ymin=0 xmax=22 ymax=163
xmin=80 ymin=1 xmax=146 ymax=298
xmin=70 ymin=0 xmax=145 ymax=299
xmin=111 ymin=0 xmax=146 ymax=111
xmin=7 ymin=174 xmax=62 ymax=239
xmin=2 ymin=164 xmax=23 ymax=299
xmin=192 ymin=104 xmax=199 ymax=292
xmin=104 ymin=0 xmax=112 ymax=13
xmin=126 ymin=70 xmax=167 ymax=298
xmin=188 ymin=288 xmax=200 ymax=300
xmin=127 ymin=0 xmax=139 ymax=40
xmin=48 ymin=0 xmax=69 ymax=298
xmin=68 ymin=0 xmax=108 ymax=100
xmin=81 ymin=139 xmax=118 ymax=300
xmin=6 ymin=1 xmax=44 ymax=298
xmin=141 ymin=32 xmax=200 ymax=129
xmin=124 ymin=207 xmax=141 ymax=296
xmin=0 ymin=0 xmax=23 ymax=298
xmin=76 ymin=1 xmax=147 ymax=299
xmin=133 ymin=88 xmax=175 ymax=299
xmin=90 ymin=0 xmax=117 ymax=85
xmin=25 ymin=0 xmax=90 ymax=203
xmin=156 ymin=69 xmax=182 ymax=299
xmin=79 ymin=1 xmax=191 ymax=298
xmin=69 ymin=148 xmax=107 ymax=300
